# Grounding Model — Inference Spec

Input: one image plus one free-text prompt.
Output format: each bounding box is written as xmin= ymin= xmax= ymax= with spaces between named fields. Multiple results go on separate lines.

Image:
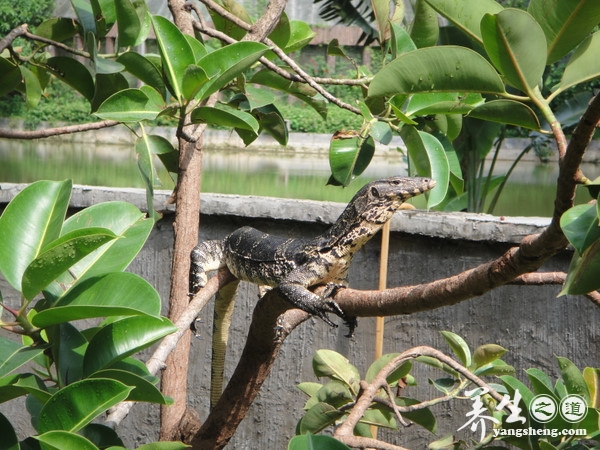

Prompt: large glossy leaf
xmin=195 ymin=42 xmax=269 ymax=101
xmin=471 ymin=344 xmax=507 ymax=370
xmin=12 ymin=373 xmax=52 ymax=403
xmin=560 ymin=203 xmax=600 ymax=255
xmin=117 ymin=51 xmax=166 ymax=97
xmin=365 ymin=353 xmax=411 ymax=384
xmin=557 ymin=356 xmax=591 ymax=403
xmin=21 ymin=227 xmax=117 ymax=300
xmin=440 ymin=331 xmax=471 ymax=367
xmin=36 ymin=430 xmax=99 ymax=450
xmin=0 ymin=180 xmax=71 ymax=292
xmin=583 ymin=367 xmax=600 ymax=408
xmin=33 ymin=273 xmax=161 ymax=328
xmin=182 ymin=64 xmax=210 ymax=101
xmin=46 ymin=57 xmax=95 ymax=101
xmin=289 ymin=434 xmax=350 ymax=450
xmin=396 ymin=397 xmax=438 ymax=433
xmin=83 ymin=316 xmax=176 ymax=376
xmin=556 ymin=32 xmax=600 ymax=96
xmin=400 ymin=127 xmax=448 ymax=208
xmin=70 ymin=0 xmax=96 ymax=36
xmin=90 ymin=72 xmax=129 ymax=113
xmin=151 ymin=15 xmax=194 ymax=102
xmin=560 ymin=240 xmax=600 ymax=296
xmin=94 ymin=88 xmax=163 ymax=122
xmin=528 ymin=0 xmax=600 ymax=65
xmin=368 ymin=46 xmax=505 ymax=98
xmin=49 ymin=323 xmax=88 ymax=386
xmin=315 ymin=380 xmax=354 ymax=408
xmin=328 ymin=132 xmax=375 ymax=187
xmin=90 ymin=369 xmax=171 ymax=404
xmin=43 ymin=202 xmax=153 ymax=298
xmin=191 ymin=103 xmax=260 ymax=132
xmin=468 ymin=99 xmax=540 ymax=130
xmin=424 ymin=0 xmax=503 ymax=43
xmin=34 ymin=18 xmax=78 ymax=43
xmin=405 ymin=92 xmax=484 ymax=116
xmin=0 ymin=412 xmax=19 ymax=450
xmin=37 ymin=378 xmax=131 ymax=433
xmin=297 ymin=402 xmax=345 ymax=434
xmin=0 ymin=336 xmax=46 ymax=378
xmin=481 ymin=9 xmax=547 ymax=93
xmin=19 ymin=65 xmax=42 ymax=109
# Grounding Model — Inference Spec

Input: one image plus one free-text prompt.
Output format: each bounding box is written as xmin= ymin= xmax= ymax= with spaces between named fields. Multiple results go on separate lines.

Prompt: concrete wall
xmin=0 ymin=184 xmax=597 ymax=449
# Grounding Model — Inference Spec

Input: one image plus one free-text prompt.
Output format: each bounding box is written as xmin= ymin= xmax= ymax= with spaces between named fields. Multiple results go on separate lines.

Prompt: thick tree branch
xmin=0 ymin=120 xmax=119 ymax=139
xmin=0 ymin=24 xmax=28 ymax=53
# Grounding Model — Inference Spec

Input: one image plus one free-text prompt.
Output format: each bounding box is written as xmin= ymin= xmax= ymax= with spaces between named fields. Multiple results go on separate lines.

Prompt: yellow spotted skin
xmin=190 ymin=176 xmax=435 ymax=332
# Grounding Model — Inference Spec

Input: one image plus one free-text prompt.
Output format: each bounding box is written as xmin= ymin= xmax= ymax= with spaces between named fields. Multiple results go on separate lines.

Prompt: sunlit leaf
xmin=315 ymin=380 xmax=354 ymax=408
xmin=182 ymin=64 xmax=210 ymax=101
xmin=390 ymin=22 xmax=417 ymax=58
xmin=406 ymin=92 xmax=483 ymax=116
xmin=312 ymin=349 xmax=360 ymax=394
xmin=90 ymin=72 xmax=129 ymax=113
xmin=191 ymin=103 xmax=259 ymax=132
xmin=90 ymin=369 xmax=171 ymax=404
xmin=32 ymin=273 xmax=162 ymax=328
xmin=0 ymin=337 xmax=47 ymax=378
xmin=480 ymin=9 xmax=547 ymax=93
xmin=37 ymin=379 xmax=131 ymax=433
xmin=471 ymin=344 xmax=507 ymax=370
xmin=440 ymin=331 xmax=471 ymax=367
xmin=365 ymin=353 xmax=411 ymax=384
xmin=559 ymin=240 xmax=600 ymax=296
xmin=115 ymin=0 xmax=148 ymax=47
xmin=583 ymin=367 xmax=600 ymax=408
xmin=296 ymin=402 xmax=344 ymax=435
xmin=289 ymin=433 xmax=350 ymax=450
xmin=83 ymin=316 xmax=176 ymax=376
xmin=410 ymin=0 xmax=439 ymax=48
xmin=117 ymin=51 xmax=166 ymax=97
xmin=19 ymin=65 xmax=42 ymax=109
xmin=368 ymin=46 xmax=505 ymax=97
xmin=34 ymin=18 xmax=78 ymax=43
xmin=557 ymin=356 xmax=591 ymax=403
xmin=36 ymin=430 xmax=99 ymax=450
xmin=560 ymin=203 xmax=600 ymax=255
xmin=0 ymin=180 xmax=72 ymax=292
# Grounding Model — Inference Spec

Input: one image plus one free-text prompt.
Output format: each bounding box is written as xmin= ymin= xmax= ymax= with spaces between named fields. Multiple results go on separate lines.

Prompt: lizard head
xmin=356 ymin=176 xmax=436 ymax=223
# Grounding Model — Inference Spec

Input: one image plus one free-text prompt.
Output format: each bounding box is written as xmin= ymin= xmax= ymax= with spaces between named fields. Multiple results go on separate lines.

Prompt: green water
xmin=0 ymin=138 xmax=594 ymax=217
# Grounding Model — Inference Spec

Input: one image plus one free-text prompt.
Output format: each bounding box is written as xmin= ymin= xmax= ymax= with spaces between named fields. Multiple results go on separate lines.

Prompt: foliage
xmin=293 ymin=332 xmax=600 ymax=449
xmin=0 ymin=0 xmax=54 ymax=35
xmin=0 ymin=180 xmax=182 ymax=449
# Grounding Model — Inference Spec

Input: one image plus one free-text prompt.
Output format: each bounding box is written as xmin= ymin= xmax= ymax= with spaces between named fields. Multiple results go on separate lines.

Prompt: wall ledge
xmin=0 ymin=183 xmax=550 ymax=244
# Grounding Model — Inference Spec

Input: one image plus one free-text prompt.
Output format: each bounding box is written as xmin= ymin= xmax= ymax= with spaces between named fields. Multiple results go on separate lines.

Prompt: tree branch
xmin=0 ymin=120 xmax=119 ymax=140
xmin=0 ymin=24 xmax=28 ymax=53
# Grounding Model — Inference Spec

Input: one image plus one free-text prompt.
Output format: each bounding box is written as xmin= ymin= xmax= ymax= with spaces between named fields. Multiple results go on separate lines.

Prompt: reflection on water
xmin=0 ymin=138 xmax=596 ymax=217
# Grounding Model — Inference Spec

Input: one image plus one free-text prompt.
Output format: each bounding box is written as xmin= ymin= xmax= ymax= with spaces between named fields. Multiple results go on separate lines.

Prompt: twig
xmin=0 ymin=24 xmax=28 ymax=53
xmin=0 ymin=120 xmax=119 ymax=140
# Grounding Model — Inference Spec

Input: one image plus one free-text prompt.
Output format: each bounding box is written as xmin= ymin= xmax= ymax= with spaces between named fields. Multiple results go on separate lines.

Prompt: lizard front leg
xmin=189 ymin=240 xmax=226 ymax=295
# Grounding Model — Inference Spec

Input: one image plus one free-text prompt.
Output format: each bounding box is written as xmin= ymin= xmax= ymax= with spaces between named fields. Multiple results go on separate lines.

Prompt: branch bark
xmin=0 ymin=120 xmax=119 ymax=139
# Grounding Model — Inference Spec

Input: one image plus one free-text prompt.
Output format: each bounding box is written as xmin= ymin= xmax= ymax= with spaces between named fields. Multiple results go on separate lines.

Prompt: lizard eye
xmin=370 ymin=186 xmax=381 ymax=197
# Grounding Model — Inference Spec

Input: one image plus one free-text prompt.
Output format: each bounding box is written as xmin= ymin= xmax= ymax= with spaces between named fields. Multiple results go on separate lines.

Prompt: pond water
xmin=0 ymin=138 xmax=596 ymax=217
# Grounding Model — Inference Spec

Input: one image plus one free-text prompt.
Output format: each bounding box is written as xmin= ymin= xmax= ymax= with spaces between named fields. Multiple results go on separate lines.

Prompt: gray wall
xmin=0 ymin=185 xmax=597 ymax=449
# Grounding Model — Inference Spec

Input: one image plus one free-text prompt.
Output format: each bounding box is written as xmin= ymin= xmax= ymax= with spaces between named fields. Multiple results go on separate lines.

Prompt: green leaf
xmin=583 ymin=367 xmax=600 ymax=408
xmin=117 ymin=51 xmax=166 ymax=97
xmin=440 ymin=331 xmax=471 ymax=367
xmin=288 ymin=434 xmax=350 ymax=450
xmin=136 ymin=443 xmax=191 ymax=450
xmin=410 ymin=0 xmax=439 ymax=48
xmin=296 ymin=402 xmax=344 ymax=434
xmin=328 ymin=132 xmax=375 ymax=187
xmin=37 ymin=378 xmax=131 ymax=433
xmin=21 ymin=227 xmax=117 ymax=300
xmin=151 ymin=15 xmax=194 ymax=102
xmin=19 ymin=65 xmax=42 ymax=109
xmin=556 ymin=32 xmax=600 ymax=95
xmin=424 ymin=0 xmax=503 ymax=44
xmin=0 ymin=180 xmax=72 ymax=292
xmin=499 ymin=375 xmax=535 ymax=411
xmin=560 ymin=240 xmax=600 ymax=295
xmin=560 ymin=203 xmax=600 ymax=255
xmin=33 ymin=273 xmax=161 ymax=328
xmin=34 ymin=18 xmax=78 ymax=43
xmin=91 ymin=72 xmax=130 ymax=113
xmin=400 ymin=127 xmax=448 ymax=208
xmin=13 ymin=373 xmax=52 ymax=403
xmin=557 ymin=356 xmax=591 ymax=403
xmin=0 ymin=58 xmax=21 ymax=97
xmin=49 ymin=323 xmax=88 ymax=386
xmin=526 ymin=368 xmax=556 ymax=397
xmin=0 ymin=412 xmax=19 ymax=450
xmin=528 ymin=0 xmax=600 ymax=64
xmin=253 ymin=104 xmax=288 ymax=146
xmin=396 ymin=397 xmax=438 ymax=433
xmin=312 ymin=349 xmax=361 ymax=394
xmin=94 ymin=88 xmax=162 ymax=122
xmin=474 ymin=359 xmax=514 ymax=377
xmin=36 ymin=430 xmax=99 ymax=450
xmin=368 ymin=46 xmax=505 ymax=98
xmin=115 ymin=0 xmax=147 ymax=47
xmin=365 ymin=353 xmax=412 ymax=384
xmin=370 ymin=121 xmax=393 ymax=145
xmin=406 ymin=92 xmax=484 ymax=116
xmin=79 ymin=423 xmax=124 ymax=449
xmin=48 ymin=201 xmax=153 ymax=294
xmin=471 ymin=344 xmax=507 ymax=370
xmin=90 ymin=369 xmax=171 ymax=404
xmin=315 ymin=380 xmax=354 ymax=408
xmin=191 ymin=103 xmax=260 ymax=132
xmin=297 ymin=382 xmax=323 ymax=399
xmin=181 ymin=64 xmax=210 ymax=101
xmin=480 ymin=9 xmax=547 ymax=93
xmin=195 ymin=42 xmax=269 ymax=101
xmin=468 ymin=100 xmax=540 ymax=130
xmin=46 ymin=56 xmax=95 ymax=101
xmin=83 ymin=316 xmax=176 ymax=376
xmin=70 ymin=0 xmax=97 ymax=36
xmin=279 ymin=20 xmax=315 ymax=53
xmin=360 ymin=404 xmax=396 ymax=429
xmin=390 ymin=23 xmax=417 ymax=58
